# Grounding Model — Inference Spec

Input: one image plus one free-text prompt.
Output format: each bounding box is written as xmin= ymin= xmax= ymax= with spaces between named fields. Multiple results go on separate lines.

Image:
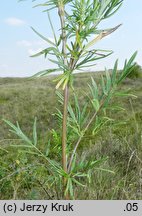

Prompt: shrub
xmin=127 ymin=63 xmax=142 ymax=79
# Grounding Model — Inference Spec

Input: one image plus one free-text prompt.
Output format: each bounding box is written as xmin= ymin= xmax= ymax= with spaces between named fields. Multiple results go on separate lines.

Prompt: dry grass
xmin=0 ymin=72 xmax=142 ymax=199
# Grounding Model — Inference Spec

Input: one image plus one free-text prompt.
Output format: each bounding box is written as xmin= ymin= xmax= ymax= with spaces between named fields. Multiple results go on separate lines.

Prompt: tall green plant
xmin=4 ymin=0 xmax=137 ymax=199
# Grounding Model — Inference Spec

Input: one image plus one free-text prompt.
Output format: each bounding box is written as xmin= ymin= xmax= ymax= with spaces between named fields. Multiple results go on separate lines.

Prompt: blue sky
xmin=0 ymin=0 xmax=142 ymax=77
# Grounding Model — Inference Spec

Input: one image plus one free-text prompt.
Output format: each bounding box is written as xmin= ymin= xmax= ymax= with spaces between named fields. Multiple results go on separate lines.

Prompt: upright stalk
xmin=62 ymin=85 xmax=69 ymax=196
xmin=58 ymin=4 xmax=69 ymax=199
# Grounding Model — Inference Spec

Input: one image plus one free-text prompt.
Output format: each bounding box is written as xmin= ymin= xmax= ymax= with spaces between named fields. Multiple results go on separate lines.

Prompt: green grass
xmin=0 ymin=71 xmax=142 ymax=199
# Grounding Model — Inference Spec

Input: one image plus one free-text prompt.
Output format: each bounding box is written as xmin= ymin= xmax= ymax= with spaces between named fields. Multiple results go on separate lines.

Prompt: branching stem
xmin=58 ymin=4 xmax=69 ymax=199
xmin=68 ymin=95 xmax=107 ymax=172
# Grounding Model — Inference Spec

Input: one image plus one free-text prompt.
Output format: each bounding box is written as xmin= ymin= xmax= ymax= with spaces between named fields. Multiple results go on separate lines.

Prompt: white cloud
xmin=17 ymin=40 xmax=32 ymax=47
xmin=0 ymin=64 xmax=9 ymax=70
xmin=15 ymin=38 xmax=48 ymax=59
xmin=17 ymin=40 xmax=46 ymax=47
xmin=16 ymin=39 xmax=48 ymax=56
xmin=5 ymin=17 xmax=26 ymax=26
xmin=28 ymin=48 xmax=43 ymax=56
xmin=33 ymin=41 xmax=46 ymax=46
xmin=16 ymin=38 xmax=54 ymax=57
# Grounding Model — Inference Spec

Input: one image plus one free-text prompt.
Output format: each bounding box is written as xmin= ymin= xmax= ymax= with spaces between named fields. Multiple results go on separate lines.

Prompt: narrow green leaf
xmin=101 ymin=75 xmax=107 ymax=95
xmin=105 ymin=69 xmax=111 ymax=92
xmin=32 ymin=68 xmax=62 ymax=78
xmin=33 ymin=117 xmax=37 ymax=146
xmin=92 ymin=98 xmax=100 ymax=111
xmin=3 ymin=119 xmax=33 ymax=146
xmin=111 ymin=59 xmax=118 ymax=85
xmin=95 ymin=168 xmax=115 ymax=174
xmin=47 ymin=12 xmax=58 ymax=45
xmin=21 ymin=150 xmax=41 ymax=156
xmin=117 ymin=52 xmax=137 ymax=84
xmin=3 ymin=119 xmax=18 ymax=131
xmin=70 ymin=154 xmax=77 ymax=172
xmin=10 ymin=145 xmax=34 ymax=148
xmin=31 ymin=27 xmax=55 ymax=46
xmin=72 ymin=178 xmax=85 ymax=187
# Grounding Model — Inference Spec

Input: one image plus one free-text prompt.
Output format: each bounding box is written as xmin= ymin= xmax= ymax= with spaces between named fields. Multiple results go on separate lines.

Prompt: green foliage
xmin=2 ymin=0 xmax=139 ymax=199
xmin=55 ymin=53 xmax=137 ymax=143
xmin=3 ymin=54 xmax=135 ymax=199
xmin=0 ymin=72 xmax=142 ymax=199
xmin=3 ymin=118 xmax=37 ymax=146
xmin=20 ymin=0 xmax=124 ymax=90
xmin=56 ymin=91 xmax=90 ymax=137
xmin=127 ymin=63 xmax=142 ymax=79
xmin=3 ymin=110 xmax=113 ymax=199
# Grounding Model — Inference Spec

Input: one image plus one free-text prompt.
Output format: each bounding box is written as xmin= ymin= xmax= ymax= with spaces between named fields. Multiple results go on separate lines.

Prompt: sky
xmin=0 ymin=0 xmax=142 ymax=77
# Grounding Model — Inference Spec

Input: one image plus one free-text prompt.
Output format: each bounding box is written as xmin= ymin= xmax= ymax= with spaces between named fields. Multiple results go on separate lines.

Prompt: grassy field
xmin=0 ymin=69 xmax=142 ymax=199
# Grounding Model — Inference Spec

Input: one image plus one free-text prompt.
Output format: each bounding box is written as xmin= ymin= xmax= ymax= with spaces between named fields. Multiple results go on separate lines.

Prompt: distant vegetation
xmin=0 ymin=69 xmax=142 ymax=199
xmin=127 ymin=63 xmax=142 ymax=79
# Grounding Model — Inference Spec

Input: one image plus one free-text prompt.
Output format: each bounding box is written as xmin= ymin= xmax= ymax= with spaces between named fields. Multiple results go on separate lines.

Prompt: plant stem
xmin=62 ymin=85 xmax=69 ymax=198
xmin=37 ymin=179 xmax=54 ymax=199
xmin=58 ymin=4 xmax=69 ymax=199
